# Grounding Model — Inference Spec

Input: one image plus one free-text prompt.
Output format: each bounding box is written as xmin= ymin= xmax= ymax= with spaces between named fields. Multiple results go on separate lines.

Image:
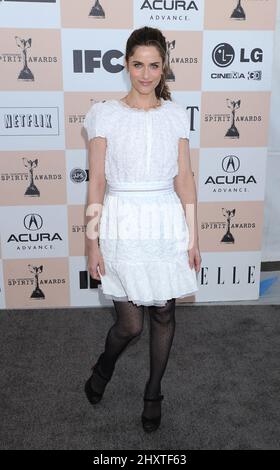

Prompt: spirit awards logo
xmin=225 ymin=99 xmax=241 ymax=138
xmin=166 ymin=40 xmax=175 ymax=81
xmin=28 ymin=264 xmax=45 ymax=299
xmin=15 ymin=36 xmax=34 ymax=81
xmin=204 ymin=102 xmax=262 ymax=142
xmin=221 ymin=208 xmax=235 ymax=244
xmin=139 ymin=37 xmax=196 ymax=83
xmin=89 ymin=0 xmax=105 ymax=18
xmin=23 ymin=157 xmax=40 ymax=197
xmin=230 ymin=0 xmax=246 ymax=20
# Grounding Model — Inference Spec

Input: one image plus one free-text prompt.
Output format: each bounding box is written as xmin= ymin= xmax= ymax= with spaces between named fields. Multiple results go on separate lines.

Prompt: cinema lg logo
xmin=212 ymin=43 xmax=263 ymax=68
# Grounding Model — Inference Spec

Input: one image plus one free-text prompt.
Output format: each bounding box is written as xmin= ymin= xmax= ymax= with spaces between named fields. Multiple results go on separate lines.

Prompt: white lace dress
xmin=84 ymin=98 xmax=199 ymax=306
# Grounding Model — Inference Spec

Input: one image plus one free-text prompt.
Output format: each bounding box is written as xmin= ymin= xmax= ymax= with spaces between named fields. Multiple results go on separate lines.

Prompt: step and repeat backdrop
xmin=0 ymin=0 xmax=277 ymax=309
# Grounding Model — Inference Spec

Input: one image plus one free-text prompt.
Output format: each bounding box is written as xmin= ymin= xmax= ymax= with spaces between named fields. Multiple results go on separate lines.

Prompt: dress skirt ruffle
xmin=97 ymin=181 xmax=199 ymax=307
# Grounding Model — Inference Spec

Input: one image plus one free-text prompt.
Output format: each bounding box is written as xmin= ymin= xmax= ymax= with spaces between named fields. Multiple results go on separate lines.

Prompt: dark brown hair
xmin=124 ymin=26 xmax=172 ymax=102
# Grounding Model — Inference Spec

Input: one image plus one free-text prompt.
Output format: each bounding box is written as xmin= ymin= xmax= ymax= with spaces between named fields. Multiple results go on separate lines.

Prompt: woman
xmin=83 ymin=26 xmax=201 ymax=433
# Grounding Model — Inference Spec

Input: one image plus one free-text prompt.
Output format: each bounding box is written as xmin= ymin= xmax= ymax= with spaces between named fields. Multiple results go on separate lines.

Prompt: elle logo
xmin=200 ymin=265 xmax=256 ymax=286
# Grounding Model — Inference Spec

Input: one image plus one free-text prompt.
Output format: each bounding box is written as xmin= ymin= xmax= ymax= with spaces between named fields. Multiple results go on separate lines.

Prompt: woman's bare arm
xmin=85 ymin=136 xmax=107 ymax=255
xmin=174 ymin=138 xmax=199 ymax=248
xmin=174 ymin=138 xmax=201 ymax=272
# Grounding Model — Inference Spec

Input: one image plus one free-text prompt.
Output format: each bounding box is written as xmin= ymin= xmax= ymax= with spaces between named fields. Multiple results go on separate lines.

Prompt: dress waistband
xmin=107 ymin=180 xmax=174 ymax=195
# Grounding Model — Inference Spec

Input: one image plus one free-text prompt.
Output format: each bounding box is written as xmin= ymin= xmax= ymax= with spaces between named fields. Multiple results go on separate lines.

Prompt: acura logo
xmin=222 ymin=155 xmax=240 ymax=173
xmin=23 ymin=213 xmax=43 ymax=231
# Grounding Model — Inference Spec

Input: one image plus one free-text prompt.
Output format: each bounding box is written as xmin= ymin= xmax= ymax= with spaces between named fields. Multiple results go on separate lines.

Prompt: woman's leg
xmin=143 ymin=298 xmax=176 ymax=418
xmin=90 ymin=300 xmax=145 ymax=395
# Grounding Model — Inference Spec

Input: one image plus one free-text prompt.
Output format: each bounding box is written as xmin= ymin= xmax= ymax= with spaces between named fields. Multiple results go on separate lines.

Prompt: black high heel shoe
xmin=141 ymin=393 xmax=164 ymax=433
xmin=84 ymin=353 xmax=114 ymax=405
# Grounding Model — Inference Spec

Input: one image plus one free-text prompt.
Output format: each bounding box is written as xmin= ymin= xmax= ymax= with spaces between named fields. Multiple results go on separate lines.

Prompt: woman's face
xmin=126 ymin=45 xmax=163 ymax=96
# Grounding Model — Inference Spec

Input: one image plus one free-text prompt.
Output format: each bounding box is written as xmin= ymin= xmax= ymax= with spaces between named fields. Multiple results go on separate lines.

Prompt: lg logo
xmin=212 ymin=43 xmax=235 ymax=67
xmin=212 ymin=43 xmax=263 ymax=67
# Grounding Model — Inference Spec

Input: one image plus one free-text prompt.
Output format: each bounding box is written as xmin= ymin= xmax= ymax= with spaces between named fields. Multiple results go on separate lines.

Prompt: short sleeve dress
xmin=84 ymin=98 xmax=199 ymax=307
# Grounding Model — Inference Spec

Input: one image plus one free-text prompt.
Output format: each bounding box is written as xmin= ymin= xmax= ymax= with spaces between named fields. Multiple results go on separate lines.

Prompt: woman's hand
xmin=187 ymin=243 xmax=201 ymax=273
xmin=87 ymin=246 xmax=106 ymax=281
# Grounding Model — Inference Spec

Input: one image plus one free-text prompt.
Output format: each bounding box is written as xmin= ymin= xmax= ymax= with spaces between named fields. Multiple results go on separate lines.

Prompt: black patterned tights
xmin=91 ymin=298 xmax=176 ymax=419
